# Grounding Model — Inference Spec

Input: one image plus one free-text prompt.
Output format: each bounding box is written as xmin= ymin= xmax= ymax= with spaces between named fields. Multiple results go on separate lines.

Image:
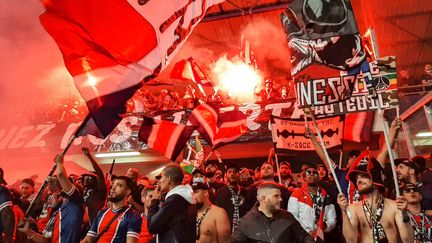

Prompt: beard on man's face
xmin=307 ymin=181 xmax=317 ymax=187
xmin=109 ymin=193 xmax=125 ymax=203
xmin=196 ymin=202 xmax=204 ymax=210
xmin=358 ymin=183 xmax=374 ymax=194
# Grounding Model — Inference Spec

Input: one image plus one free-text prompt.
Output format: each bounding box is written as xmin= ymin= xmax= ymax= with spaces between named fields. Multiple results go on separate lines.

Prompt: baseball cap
xmin=191 ymin=182 xmax=209 ymax=191
xmin=395 ymin=158 xmax=420 ymax=174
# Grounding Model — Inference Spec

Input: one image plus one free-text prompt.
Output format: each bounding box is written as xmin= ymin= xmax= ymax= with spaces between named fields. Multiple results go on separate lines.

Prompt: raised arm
xmin=308 ymin=127 xmax=335 ymax=171
xmin=82 ymin=147 xmax=104 ymax=178
xmin=54 ymin=153 xmax=74 ymax=194
xmin=82 ymin=147 xmax=107 ymax=190
xmin=395 ymin=196 xmax=415 ymax=243
xmin=376 ymin=118 xmax=401 ymax=167
xmin=337 ymin=194 xmax=359 ymax=243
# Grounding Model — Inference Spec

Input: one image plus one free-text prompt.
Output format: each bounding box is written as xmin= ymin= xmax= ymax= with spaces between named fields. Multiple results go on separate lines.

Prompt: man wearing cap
xmin=316 ymin=164 xmax=329 ymax=182
xmin=192 ymin=181 xmax=230 ymax=243
xmin=232 ymin=182 xmax=315 ymax=243
xmin=288 ymin=165 xmax=337 ymax=242
xmin=204 ymin=161 xmax=225 ymax=193
xmin=147 ymin=164 xmax=196 ymax=243
xmin=309 ymin=118 xmax=401 ymax=203
xmin=412 ymin=155 xmax=432 ymax=185
xmin=396 ymin=158 xmax=432 ymax=210
xmin=337 ymin=155 xmax=414 ymax=243
xmin=401 ymin=182 xmax=432 ymax=242
xmin=214 ymin=163 xmax=247 ymax=232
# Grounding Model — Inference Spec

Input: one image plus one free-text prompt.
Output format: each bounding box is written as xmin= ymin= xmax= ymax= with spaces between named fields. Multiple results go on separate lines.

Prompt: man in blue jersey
xmin=83 ymin=176 xmax=142 ymax=243
xmin=19 ymin=153 xmax=84 ymax=243
xmin=0 ymin=182 xmax=15 ymax=243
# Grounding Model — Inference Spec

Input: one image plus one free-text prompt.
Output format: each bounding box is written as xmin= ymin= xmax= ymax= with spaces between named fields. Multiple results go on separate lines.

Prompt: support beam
xmin=202 ymin=2 xmax=290 ymax=22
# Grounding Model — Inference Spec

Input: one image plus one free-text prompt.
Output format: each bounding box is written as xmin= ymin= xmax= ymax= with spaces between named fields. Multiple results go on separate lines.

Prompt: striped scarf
xmin=301 ymin=184 xmax=327 ymax=241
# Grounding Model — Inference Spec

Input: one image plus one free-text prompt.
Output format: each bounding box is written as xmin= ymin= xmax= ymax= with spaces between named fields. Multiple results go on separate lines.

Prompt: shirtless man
xmin=192 ymin=182 xmax=230 ymax=243
xmin=337 ymin=156 xmax=414 ymax=243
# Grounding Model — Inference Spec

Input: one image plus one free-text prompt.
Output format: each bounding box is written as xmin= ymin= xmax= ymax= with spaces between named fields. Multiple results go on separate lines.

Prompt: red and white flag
xmin=188 ymin=103 xmax=247 ymax=148
xmin=40 ymin=0 xmax=225 ymax=137
xmin=170 ymin=58 xmax=213 ymax=86
xmin=344 ymin=112 xmax=375 ymax=144
xmin=139 ymin=117 xmax=196 ymax=161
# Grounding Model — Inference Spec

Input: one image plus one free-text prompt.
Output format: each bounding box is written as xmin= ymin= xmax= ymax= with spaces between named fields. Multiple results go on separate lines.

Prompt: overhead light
xmin=94 ymin=151 xmax=141 ymax=158
xmin=416 ymin=132 xmax=432 ymax=137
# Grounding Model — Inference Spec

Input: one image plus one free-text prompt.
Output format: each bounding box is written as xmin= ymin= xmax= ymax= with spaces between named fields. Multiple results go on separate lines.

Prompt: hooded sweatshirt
xmin=147 ymin=184 xmax=196 ymax=243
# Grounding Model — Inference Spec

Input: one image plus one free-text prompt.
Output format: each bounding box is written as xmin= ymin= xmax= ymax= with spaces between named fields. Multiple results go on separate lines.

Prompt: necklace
xmin=196 ymin=205 xmax=211 ymax=240
xmin=407 ymin=210 xmax=431 ymax=242
xmin=362 ymin=195 xmax=387 ymax=243
xmin=228 ymin=185 xmax=243 ymax=230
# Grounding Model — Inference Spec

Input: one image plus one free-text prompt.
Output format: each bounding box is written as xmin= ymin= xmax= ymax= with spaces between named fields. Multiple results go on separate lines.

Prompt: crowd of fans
xmin=0 ymin=117 xmax=431 ymax=243
xmin=125 ymin=80 xmax=297 ymax=114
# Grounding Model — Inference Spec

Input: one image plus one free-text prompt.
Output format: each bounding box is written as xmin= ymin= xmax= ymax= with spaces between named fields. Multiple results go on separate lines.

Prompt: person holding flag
xmin=337 ymin=154 xmax=414 ymax=243
xmin=19 ymin=153 xmax=84 ymax=243
xmin=309 ymin=117 xmax=402 ymax=202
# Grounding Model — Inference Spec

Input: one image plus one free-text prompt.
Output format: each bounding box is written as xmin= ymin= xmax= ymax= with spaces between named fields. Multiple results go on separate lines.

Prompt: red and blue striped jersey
xmin=87 ymin=206 xmax=142 ymax=243
xmin=49 ymin=186 xmax=84 ymax=243
xmin=0 ymin=185 xmax=13 ymax=235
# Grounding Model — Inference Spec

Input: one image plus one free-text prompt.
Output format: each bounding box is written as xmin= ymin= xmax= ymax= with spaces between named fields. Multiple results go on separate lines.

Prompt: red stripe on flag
xmin=139 ymin=118 xmax=196 ymax=161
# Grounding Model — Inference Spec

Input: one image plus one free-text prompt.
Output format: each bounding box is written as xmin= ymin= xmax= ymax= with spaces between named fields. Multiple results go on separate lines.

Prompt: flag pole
xmin=268 ymin=123 xmax=282 ymax=184
xmin=305 ymin=111 xmax=342 ymax=193
xmin=23 ymin=115 xmax=90 ymax=218
xmin=338 ymin=149 xmax=344 ymax=169
xmin=24 ymin=133 xmax=77 ymax=218
xmin=185 ymin=142 xmax=193 ymax=163
xmin=273 ymin=147 xmax=283 ymax=185
xmin=376 ymin=101 xmax=400 ymax=196
xmin=106 ymin=159 xmax=116 ymax=181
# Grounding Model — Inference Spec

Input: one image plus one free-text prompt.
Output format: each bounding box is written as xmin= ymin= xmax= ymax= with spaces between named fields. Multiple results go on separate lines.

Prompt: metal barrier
xmin=399 ymin=91 xmax=432 ymax=158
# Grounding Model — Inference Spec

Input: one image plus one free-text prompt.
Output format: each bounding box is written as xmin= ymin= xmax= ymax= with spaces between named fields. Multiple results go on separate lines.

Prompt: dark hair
xmin=225 ymin=163 xmax=239 ymax=173
xmin=348 ymin=150 xmax=361 ymax=158
xmin=114 ymin=176 xmax=136 ymax=191
xmin=21 ymin=178 xmax=35 ymax=187
xmin=163 ymin=164 xmax=184 ymax=185
xmin=260 ymin=162 xmax=274 ymax=170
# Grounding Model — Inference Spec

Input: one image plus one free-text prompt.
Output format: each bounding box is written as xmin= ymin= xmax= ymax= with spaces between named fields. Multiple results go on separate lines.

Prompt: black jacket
xmin=232 ymin=207 xmax=315 ymax=243
xmin=147 ymin=193 xmax=196 ymax=243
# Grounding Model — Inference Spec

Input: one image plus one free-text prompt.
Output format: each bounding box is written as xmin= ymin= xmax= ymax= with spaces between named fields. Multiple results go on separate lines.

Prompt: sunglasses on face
xmin=403 ymin=188 xmax=419 ymax=193
xmin=305 ymin=170 xmax=318 ymax=176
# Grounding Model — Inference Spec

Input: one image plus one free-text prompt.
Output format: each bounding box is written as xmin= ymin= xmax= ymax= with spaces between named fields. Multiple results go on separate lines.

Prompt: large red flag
xmin=170 ymin=58 xmax=213 ymax=86
xmin=139 ymin=117 xmax=196 ymax=161
xmin=40 ymin=0 xmax=225 ymax=137
xmin=188 ymin=103 xmax=248 ymax=148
